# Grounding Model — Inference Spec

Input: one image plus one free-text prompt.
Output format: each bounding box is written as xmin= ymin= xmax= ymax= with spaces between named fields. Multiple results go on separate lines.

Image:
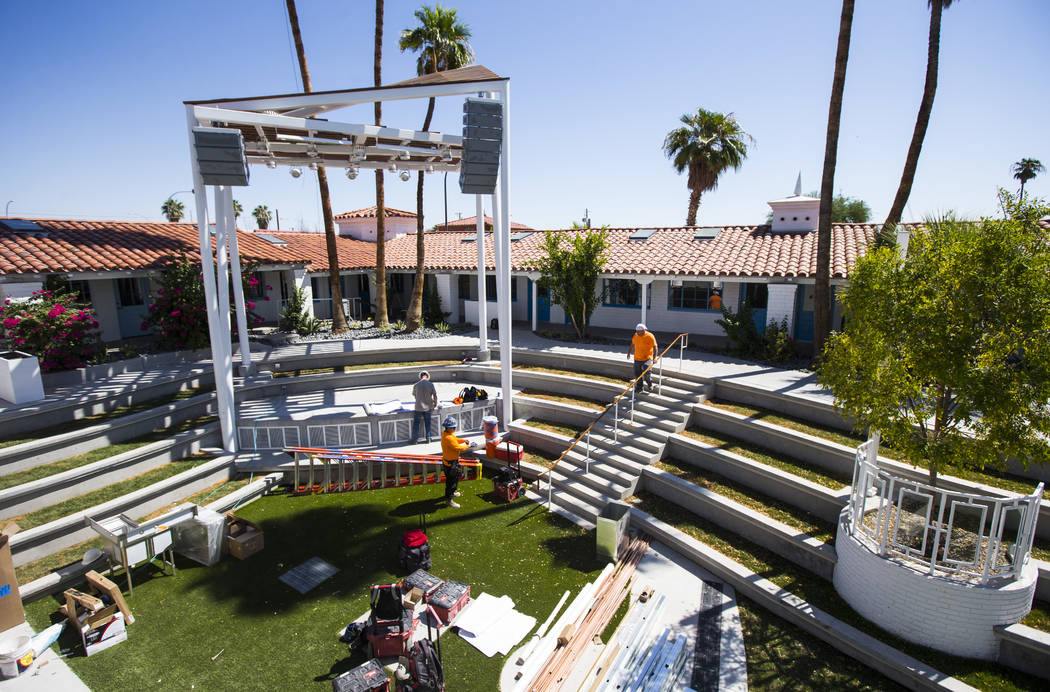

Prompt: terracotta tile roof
xmin=388 ymin=64 xmax=504 ymax=87
xmin=267 ymin=232 xmax=378 ymax=271
xmin=274 ymin=224 xmax=889 ymax=279
xmin=435 ymin=215 xmax=532 ymax=231
xmin=334 ymin=206 xmax=417 ymax=220
xmin=0 ymin=219 xmax=302 ymax=276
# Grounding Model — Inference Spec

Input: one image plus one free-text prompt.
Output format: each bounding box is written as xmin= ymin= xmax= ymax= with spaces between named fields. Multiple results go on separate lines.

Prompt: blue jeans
xmin=633 ymin=359 xmax=653 ymax=392
xmin=412 ymin=410 xmax=433 ymax=442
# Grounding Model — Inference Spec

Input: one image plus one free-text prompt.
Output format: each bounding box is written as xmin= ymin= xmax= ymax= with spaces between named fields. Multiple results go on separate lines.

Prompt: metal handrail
xmin=535 ymin=333 xmax=689 ymax=508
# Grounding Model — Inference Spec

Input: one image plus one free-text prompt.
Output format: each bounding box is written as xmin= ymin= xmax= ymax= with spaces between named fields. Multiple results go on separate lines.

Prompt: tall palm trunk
xmin=406 ymin=96 xmax=437 ymax=331
xmin=285 ymin=0 xmax=348 ymax=333
xmin=882 ymin=0 xmax=945 ymax=232
xmin=373 ymin=0 xmax=389 ymax=328
xmin=815 ymin=0 xmax=855 ymax=357
xmin=686 ymin=188 xmax=701 ymax=226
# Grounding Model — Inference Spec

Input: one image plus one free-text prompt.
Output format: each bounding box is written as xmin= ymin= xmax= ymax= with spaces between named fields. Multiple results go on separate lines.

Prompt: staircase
xmin=534 ymin=373 xmax=710 ymax=527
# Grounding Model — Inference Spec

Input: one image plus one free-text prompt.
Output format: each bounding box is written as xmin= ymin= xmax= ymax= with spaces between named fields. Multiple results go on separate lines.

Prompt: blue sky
xmin=2 ymin=1 xmax=1047 ymax=231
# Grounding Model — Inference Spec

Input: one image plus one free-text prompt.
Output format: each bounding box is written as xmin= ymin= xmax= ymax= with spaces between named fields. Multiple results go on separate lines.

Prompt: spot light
xmin=399 ymin=170 xmax=411 ymax=182
xmin=426 ymin=164 xmax=435 ymax=173
xmin=441 ymin=148 xmax=453 ymax=162
xmin=388 ymin=162 xmax=397 ymax=172
xmin=290 ymin=167 xmax=302 ymax=178
xmin=308 ymin=162 xmax=319 ymax=171
xmin=266 ymin=158 xmax=277 ymax=169
xmin=346 ymin=167 xmax=358 ymax=180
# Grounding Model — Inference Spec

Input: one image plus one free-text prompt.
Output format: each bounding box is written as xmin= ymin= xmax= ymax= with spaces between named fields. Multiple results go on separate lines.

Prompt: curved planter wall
xmin=833 ymin=511 xmax=1037 ymax=660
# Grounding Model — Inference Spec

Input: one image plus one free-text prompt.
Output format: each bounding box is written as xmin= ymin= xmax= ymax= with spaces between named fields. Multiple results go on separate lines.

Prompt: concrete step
xmin=633 ymin=390 xmax=698 ymax=414
xmin=548 ymin=460 xmax=633 ymax=500
xmin=548 ymin=467 xmax=626 ymax=506
xmin=571 ymin=438 xmax=652 ymax=473
xmin=641 ymin=378 xmax=706 ymax=402
xmin=589 ymin=422 xmax=668 ymax=453
xmin=523 ymin=487 xmax=597 ymax=530
xmin=559 ymin=449 xmax=638 ymax=489
xmin=603 ymin=405 xmax=687 ymax=434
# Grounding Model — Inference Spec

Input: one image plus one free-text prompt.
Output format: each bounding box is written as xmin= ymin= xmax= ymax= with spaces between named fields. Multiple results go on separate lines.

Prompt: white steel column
xmin=213 ymin=188 xmax=233 ymax=342
xmin=475 ymin=194 xmax=488 ymax=358
xmin=637 ymin=277 xmax=653 ymax=325
xmin=529 ymin=272 xmax=540 ymax=332
xmin=185 ymin=106 xmax=236 ymax=452
xmin=224 ymin=186 xmax=253 ymax=375
xmin=497 ymin=86 xmax=512 ymax=424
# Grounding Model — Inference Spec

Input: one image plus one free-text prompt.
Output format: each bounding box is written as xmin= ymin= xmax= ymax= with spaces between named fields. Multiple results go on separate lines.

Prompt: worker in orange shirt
xmin=440 ymin=416 xmax=476 ymax=508
xmin=628 ymin=323 xmax=658 ymax=393
xmin=708 ymin=290 xmax=722 ymax=310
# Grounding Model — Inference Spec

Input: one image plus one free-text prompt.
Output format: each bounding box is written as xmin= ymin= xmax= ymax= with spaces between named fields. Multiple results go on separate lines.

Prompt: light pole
xmin=4 ymin=201 xmax=12 ymax=216
xmin=165 ymin=190 xmax=195 ymax=222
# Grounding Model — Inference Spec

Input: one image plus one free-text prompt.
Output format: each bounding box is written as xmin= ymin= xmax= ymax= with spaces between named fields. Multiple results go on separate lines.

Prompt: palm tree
xmin=1013 ymin=158 xmax=1045 ymax=199
xmin=663 ymin=109 xmax=752 ymax=226
xmin=400 ymin=5 xmax=474 ymax=331
xmin=882 ymin=0 xmax=956 ymax=233
xmin=252 ymin=205 xmax=272 ymax=230
xmin=373 ymin=0 xmax=389 ymax=328
xmin=285 ymin=0 xmax=349 ymax=333
xmin=161 ymin=198 xmax=185 ymax=223
xmin=815 ymin=0 xmax=856 ymax=358
xmin=232 ymin=200 xmax=243 ymax=218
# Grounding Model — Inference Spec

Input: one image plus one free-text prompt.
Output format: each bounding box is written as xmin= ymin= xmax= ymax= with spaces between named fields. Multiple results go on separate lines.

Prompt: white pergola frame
xmin=185 ymin=70 xmax=513 ymax=452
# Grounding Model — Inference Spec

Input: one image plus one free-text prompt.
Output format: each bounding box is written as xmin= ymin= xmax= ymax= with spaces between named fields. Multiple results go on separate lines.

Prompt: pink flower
xmin=171 ymin=310 xmax=181 ymax=317
xmin=47 ymin=305 xmax=67 ymax=318
xmin=2 ymin=317 xmax=19 ymax=328
xmin=263 ymin=296 xmax=270 ymax=302
xmin=248 ymin=276 xmax=260 ymax=286
xmin=247 ymin=301 xmax=255 ymax=309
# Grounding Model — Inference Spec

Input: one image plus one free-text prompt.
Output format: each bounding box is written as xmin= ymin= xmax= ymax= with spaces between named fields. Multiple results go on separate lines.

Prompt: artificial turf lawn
xmin=25 ymin=480 xmax=606 ymax=691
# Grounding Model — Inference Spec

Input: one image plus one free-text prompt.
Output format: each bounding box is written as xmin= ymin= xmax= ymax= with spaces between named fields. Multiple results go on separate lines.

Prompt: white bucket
xmin=0 ymin=634 xmax=33 ymax=678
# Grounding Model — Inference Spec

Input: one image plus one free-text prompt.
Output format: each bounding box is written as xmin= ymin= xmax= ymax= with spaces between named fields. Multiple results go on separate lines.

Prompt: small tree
xmin=527 ymin=228 xmax=609 ymax=339
xmin=1012 ymin=158 xmax=1045 ymax=199
xmin=144 ymin=253 xmax=209 ymax=349
xmin=233 ymin=200 xmax=243 ymax=218
xmin=161 ymin=199 xmax=185 ymax=223
xmin=252 ymin=205 xmax=272 ymax=230
xmin=820 ymin=191 xmax=1050 ymax=485
xmin=279 ymin=286 xmax=322 ymax=335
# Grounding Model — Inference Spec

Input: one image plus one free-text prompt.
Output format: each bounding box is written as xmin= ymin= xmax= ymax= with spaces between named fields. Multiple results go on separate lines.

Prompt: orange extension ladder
xmin=285 ymin=446 xmax=482 ymax=496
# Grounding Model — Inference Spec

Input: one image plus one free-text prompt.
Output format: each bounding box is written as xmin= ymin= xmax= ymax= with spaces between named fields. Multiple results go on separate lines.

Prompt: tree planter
xmin=0 ymin=351 xmax=44 ymax=405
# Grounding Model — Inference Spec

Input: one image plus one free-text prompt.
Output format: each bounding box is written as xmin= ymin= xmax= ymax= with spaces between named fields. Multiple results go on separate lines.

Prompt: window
xmin=246 ymin=272 xmax=265 ymax=299
xmin=602 ymin=279 xmax=643 ymax=307
xmin=386 ymin=274 xmax=406 ymax=293
xmin=486 ymin=275 xmax=517 ymax=301
xmin=67 ymin=280 xmax=92 ymax=304
xmin=742 ymin=283 xmax=768 ymax=309
xmin=458 ymin=274 xmax=476 ymax=300
xmin=279 ymin=275 xmax=290 ymax=301
xmin=668 ymin=281 xmax=713 ymax=310
xmin=116 ymin=277 xmax=145 ymax=307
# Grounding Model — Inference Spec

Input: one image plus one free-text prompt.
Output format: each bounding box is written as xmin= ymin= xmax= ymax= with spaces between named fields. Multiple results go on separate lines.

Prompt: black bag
xmin=338 ymin=622 xmax=367 ymax=650
xmin=408 ymin=638 xmax=444 ymax=692
xmin=459 ymin=386 xmax=489 ymax=403
xmin=398 ymin=513 xmax=431 ymax=571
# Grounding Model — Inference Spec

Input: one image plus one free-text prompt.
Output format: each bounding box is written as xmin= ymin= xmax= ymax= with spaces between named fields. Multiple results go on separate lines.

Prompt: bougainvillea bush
xmin=0 ymin=289 xmax=101 ymax=372
xmin=143 ymin=254 xmax=268 ymax=350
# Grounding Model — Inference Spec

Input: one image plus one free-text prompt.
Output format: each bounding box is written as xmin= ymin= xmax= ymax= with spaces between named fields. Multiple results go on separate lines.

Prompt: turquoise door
xmin=794 ymin=285 xmax=815 ymax=342
xmin=115 ymin=277 xmax=151 ymax=338
xmin=740 ymin=283 xmax=768 ymax=332
xmin=531 ymin=281 xmax=550 ymax=322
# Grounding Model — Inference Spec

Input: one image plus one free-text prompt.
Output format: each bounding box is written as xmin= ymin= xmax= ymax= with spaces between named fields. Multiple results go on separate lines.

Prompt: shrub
xmin=393 ymin=319 xmax=407 ymax=331
xmin=422 ymin=288 xmax=450 ymax=326
xmin=762 ymin=318 xmax=796 ymax=363
xmin=716 ymin=302 xmax=763 ymax=358
xmin=0 ymin=289 xmax=101 ymax=372
xmin=279 ymin=287 xmax=322 ymax=336
xmin=434 ymin=321 xmax=450 ymax=333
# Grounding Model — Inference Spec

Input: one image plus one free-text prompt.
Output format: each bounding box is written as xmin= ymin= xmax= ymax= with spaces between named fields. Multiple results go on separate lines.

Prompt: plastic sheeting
xmin=172 ymin=507 xmax=226 ymax=566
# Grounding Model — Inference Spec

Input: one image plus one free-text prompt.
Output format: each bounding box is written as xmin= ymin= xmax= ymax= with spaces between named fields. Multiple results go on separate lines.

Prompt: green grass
xmin=519 ymin=389 xmax=608 ymax=411
xmin=737 ymin=594 xmax=903 ymax=690
xmin=655 ymin=459 xmax=835 ymax=543
xmin=522 ymin=448 xmax=559 ymax=470
xmin=1022 ymin=600 xmax=1050 ymax=633
xmin=523 ymin=418 xmax=586 ymax=439
xmin=681 ymin=427 xmax=850 ymax=490
xmin=0 ymin=414 xmax=218 ymax=491
xmin=7 ymin=451 xmax=216 ymax=530
xmin=702 ymin=399 xmax=1042 ymax=496
xmin=272 ymin=359 xmax=460 ymax=378
xmin=25 ymin=481 xmax=605 ymax=691
xmin=633 ymin=492 xmax=1043 ymax=691
xmin=0 ymin=384 xmax=213 ymax=447
xmin=511 ymin=363 xmax=631 ymax=386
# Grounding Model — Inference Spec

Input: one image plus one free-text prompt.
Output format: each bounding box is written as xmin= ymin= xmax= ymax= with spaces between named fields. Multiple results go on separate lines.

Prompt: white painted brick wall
xmin=435 ymin=273 xmax=458 ymax=323
xmin=766 ymin=284 xmax=798 ymax=334
xmin=833 ymin=514 xmax=1037 ymax=660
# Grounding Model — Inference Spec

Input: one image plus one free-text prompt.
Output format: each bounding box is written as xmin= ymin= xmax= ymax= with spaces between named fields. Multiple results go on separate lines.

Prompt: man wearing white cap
xmin=628 ymin=323 xmax=658 ymax=393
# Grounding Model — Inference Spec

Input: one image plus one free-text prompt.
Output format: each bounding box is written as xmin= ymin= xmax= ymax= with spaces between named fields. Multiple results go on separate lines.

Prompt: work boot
xmin=453 ymin=491 xmax=461 ymax=497
xmin=448 ymin=500 xmax=460 ymax=508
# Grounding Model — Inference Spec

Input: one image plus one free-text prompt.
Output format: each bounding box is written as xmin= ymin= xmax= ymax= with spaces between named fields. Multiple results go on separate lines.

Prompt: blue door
xmin=531 ymin=281 xmax=550 ymax=322
xmin=115 ymin=277 xmax=151 ymax=338
xmin=794 ymin=285 xmax=815 ymax=342
xmin=740 ymin=283 xmax=768 ymax=332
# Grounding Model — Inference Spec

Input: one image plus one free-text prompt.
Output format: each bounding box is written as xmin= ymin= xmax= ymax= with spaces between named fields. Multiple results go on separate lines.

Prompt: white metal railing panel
xmin=379 ymin=417 xmax=412 ymax=444
xmin=845 ymin=435 xmax=1044 ymax=584
xmin=237 ymin=426 xmax=303 ymax=450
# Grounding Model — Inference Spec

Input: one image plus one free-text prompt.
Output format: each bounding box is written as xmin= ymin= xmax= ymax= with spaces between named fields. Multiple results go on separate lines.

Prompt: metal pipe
xmin=224 ymin=186 xmax=253 ymax=374
xmin=476 ymin=194 xmax=487 ymax=354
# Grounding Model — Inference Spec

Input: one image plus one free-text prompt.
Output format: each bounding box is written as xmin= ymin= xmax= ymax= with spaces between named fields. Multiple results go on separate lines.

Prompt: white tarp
xmin=456 ymin=592 xmax=536 ymax=658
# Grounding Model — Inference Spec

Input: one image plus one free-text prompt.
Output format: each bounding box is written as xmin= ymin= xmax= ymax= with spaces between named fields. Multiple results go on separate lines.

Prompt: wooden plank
xmin=86 ymin=570 xmax=134 ymax=625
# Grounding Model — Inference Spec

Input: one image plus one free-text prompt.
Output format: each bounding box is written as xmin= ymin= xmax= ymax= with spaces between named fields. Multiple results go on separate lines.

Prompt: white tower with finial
xmin=767 ymin=173 xmax=819 ymax=233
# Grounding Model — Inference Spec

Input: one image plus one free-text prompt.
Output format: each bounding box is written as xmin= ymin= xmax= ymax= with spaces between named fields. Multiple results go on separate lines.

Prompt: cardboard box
xmin=0 ymin=523 xmax=24 ymax=632
xmin=81 ymin=609 xmax=127 ymax=656
xmin=225 ymin=513 xmax=264 ymax=560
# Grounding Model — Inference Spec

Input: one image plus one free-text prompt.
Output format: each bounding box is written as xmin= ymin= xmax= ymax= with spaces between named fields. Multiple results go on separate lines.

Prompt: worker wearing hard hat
xmin=440 ymin=416 xmax=476 ymax=508
xmin=628 ymin=323 xmax=658 ymax=394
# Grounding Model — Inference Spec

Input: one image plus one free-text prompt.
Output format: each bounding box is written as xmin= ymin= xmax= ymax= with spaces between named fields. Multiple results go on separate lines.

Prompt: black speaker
xmin=459 ymin=98 xmax=502 ymax=195
xmin=193 ymin=127 xmax=250 ymax=187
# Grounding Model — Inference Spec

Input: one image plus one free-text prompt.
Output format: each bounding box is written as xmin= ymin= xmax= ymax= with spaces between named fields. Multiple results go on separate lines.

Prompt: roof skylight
xmin=0 ymin=219 xmax=45 ymax=234
xmin=510 ymin=231 xmax=533 ymax=241
xmin=693 ymin=228 xmax=722 ymax=240
xmin=629 ymin=228 xmax=658 ymax=240
xmin=256 ymin=233 xmax=287 ymax=246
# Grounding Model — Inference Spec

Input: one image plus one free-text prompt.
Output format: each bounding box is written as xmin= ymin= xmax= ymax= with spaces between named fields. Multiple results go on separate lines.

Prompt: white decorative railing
xmin=845 ymin=435 xmax=1043 ymax=584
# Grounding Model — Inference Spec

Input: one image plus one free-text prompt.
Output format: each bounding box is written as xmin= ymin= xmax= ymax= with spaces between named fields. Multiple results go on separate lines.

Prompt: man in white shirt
xmin=412 ymin=371 xmax=439 ymax=443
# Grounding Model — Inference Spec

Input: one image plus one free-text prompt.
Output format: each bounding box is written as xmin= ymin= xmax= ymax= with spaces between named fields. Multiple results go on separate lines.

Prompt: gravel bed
xmin=292 ymin=321 xmax=462 ymax=343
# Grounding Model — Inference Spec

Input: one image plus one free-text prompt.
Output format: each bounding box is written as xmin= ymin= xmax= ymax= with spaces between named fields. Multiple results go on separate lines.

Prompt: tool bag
xmin=398 ymin=513 xmax=431 ymax=572
xmin=407 ymin=638 xmax=444 ymax=692
xmin=457 ymin=386 xmax=488 ymax=403
xmin=366 ymin=584 xmax=417 ymax=658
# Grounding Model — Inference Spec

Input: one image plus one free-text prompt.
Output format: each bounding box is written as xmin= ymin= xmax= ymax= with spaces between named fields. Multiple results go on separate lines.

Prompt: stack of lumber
xmin=513 ymin=533 xmax=651 ymax=692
